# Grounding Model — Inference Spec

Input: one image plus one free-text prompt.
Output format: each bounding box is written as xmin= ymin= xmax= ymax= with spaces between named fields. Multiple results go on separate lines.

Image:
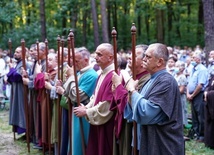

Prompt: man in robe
xmin=56 ymin=47 xmax=98 ymax=155
xmin=7 ymin=46 xmax=29 ymax=135
xmin=43 ymin=52 xmax=59 ymax=153
xmin=33 ymin=42 xmax=49 ymax=149
xmin=73 ymin=43 xmax=115 ymax=155
xmin=124 ymin=43 xmax=184 ymax=155
xmin=111 ymin=44 xmax=150 ymax=154
xmin=22 ymin=44 xmax=40 ymax=147
xmin=207 ymin=50 xmax=214 ymax=78
xmin=45 ymin=47 xmax=69 ymax=154
xmin=204 ymin=73 xmax=214 ymax=149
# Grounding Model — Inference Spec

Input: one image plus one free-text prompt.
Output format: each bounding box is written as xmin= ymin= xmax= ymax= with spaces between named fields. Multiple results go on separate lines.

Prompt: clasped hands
xmin=73 ymin=105 xmax=87 ymax=117
xmin=111 ymin=71 xmax=138 ymax=93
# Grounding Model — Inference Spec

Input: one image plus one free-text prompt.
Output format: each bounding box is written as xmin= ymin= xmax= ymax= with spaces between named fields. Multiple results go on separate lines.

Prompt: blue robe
xmin=125 ymin=69 xmax=184 ymax=155
xmin=65 ymin=68 xmax=98 ymax=155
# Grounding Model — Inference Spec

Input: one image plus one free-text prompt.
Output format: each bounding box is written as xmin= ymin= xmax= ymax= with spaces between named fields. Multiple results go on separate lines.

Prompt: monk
xmin=73 ymin=43 xmax=115 ymax=155
xmin=125 ymin=43 xmax=184 ymax=155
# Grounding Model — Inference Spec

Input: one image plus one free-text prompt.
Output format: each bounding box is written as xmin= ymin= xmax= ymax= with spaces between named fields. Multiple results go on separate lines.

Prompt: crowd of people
xmin=0 ymin=42 xmax=214 ymax=155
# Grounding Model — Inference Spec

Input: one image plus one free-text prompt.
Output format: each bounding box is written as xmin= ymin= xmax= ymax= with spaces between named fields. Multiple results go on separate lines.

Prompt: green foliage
xmin=0 ymin=0 xmax=205 ymax=51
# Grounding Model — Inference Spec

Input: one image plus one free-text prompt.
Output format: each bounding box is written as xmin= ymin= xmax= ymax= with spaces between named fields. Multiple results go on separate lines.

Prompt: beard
xmin=14 ymin=57 xmax=21 ymax=61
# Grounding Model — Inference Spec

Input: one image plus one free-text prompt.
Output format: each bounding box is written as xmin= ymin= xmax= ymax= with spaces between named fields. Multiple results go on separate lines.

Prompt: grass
xmin=0 ymin=109 xmax=42 ymax=155
xmin=1 ymin=106 xmax=214 ymax=155
xmin=186 ymin=141 xmax=214 ymax=155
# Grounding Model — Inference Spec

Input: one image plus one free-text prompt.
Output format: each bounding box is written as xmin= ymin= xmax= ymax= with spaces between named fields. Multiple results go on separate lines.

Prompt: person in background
xmin=183 ymin=57 xmax=194 ymax=82
xmin=3 ymin=56 xmax=12 ymax=104
xmin=179 ymin=49 xmax=190 ymax=63
xmin=0 ymin=49 xmax=6 ymax=97
xmin=174 ymin=61 xmax=189 ymax=128
xmin=166 ymin=56 xmax=177 ymax=76
xmin=187 ymin=52 xmax=209 ymax=142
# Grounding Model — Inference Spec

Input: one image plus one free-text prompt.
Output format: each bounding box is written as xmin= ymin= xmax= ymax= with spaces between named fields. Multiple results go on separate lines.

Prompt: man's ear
xmin=157 ymin=58 xmax=164 ymax=67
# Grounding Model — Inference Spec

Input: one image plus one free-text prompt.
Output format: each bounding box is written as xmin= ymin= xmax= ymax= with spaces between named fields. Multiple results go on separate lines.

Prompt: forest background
xmin=0 ymin=0 xmax=214 ymax=59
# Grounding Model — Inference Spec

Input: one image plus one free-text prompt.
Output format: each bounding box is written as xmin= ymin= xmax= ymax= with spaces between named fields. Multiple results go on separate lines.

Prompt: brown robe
xmin=34 ymin=73 xmax=49 ymax=144
xmin=111 ymin=71 xmax=150 ymax=155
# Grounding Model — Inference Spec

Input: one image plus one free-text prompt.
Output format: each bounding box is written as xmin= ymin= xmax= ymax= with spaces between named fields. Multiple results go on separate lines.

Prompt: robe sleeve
xmin=7 ymin=68 xmax=22 ymax=83
xmin=85 ymin=100 xmax=114 ymax=125
xmin=50 ymin=86 xmax=58 ymax=99
xmin=64 ymin=76 xmax=90 ymax=105
xmin=34 ymin=73 xmax=45 ymax=89
xmin=131 ymin=91 xmax=167 ymax=125
xmin=124 ymin=103 xmax=133 ymax=122
xmin=111 ymin=84 xmax=128 ymax=113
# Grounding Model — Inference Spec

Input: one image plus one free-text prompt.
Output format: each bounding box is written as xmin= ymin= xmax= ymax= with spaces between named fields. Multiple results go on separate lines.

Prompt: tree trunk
xmin=197 ymin=0 xmax=204 ymax=45
xmin=18 ymin=0 xmax=23 ymax=25
xmin=166 ymin=2 xmax=173 ymax=45
xmin=144 ymin=3 xmax=150 ymax=43
xmin=156 ymin=9 xmax=164 ymax=43
xmin=27 ymin=1 xmax=31 ymax=25
xmin=83 ymin=6 xmax=87 ymax=46
xmin=107 ymin=2 xmax=111 ymax=41
xmin=39 ymin=0 xmax=47 ymax=41
xmin=91 ymin=0 xmax=100 ymax=48
xmin=202 ymin=0 xmax=214 ymax=64
xmin=70 ymin=7 xmax=77 ymax=32
xmin=62 ymin=10 xmax=67 ymax=36
xmin=187 ymin=3 xmax=191 ymax=33
xmin=112 ymin=1 xmax=117 ymax=33
xmin=137 ymin=15 xmax=141 ymax=37
xmin=100 ymin=0 xmax=109 ymax=43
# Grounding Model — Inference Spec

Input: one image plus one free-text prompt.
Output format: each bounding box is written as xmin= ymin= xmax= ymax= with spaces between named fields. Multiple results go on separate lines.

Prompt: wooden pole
xmin=67 ymin=35 xmax=72 ymax=155
xmin=21 ymin=39 xmax=30 ymax=153
xmin=69 ymin=30 xmax=86 ymax=155
xmin=36 ymin=40 xmax=40 ymax=64
xmin=61 ymin=37 xmax=64 ymax=81
xmin=8 ymin=38 xmax=12 ymax=63
xmin=45 ymin=39 xmax=52 ymax=155
xmin=8 ymin=38 xmax=16 ymax=141
xmin=57 ymin=35 xmax=62 ymax=155
xmin=131 ymin=23 xmax=138 ymax=155
xmin=111 ymin=27 xmax=118 ymax=73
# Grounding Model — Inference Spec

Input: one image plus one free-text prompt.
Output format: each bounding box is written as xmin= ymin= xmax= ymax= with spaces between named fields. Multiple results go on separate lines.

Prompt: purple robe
xmin=7 ymin=61 xmax=26 ymax=134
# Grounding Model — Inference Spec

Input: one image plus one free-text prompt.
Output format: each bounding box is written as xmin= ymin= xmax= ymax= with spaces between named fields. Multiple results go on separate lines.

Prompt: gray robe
xmin=8 ymin=61 xmax=26 ymax=130
xmin=139 ymin=71 xmax=184 ymax=155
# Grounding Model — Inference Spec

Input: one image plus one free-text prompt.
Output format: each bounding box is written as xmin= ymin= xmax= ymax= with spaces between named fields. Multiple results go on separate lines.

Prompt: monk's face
xmin=128 ymin=48 xmax=145 ymax=74
xmin=95 ymin=45 xmax=113 ymax=70
xmin=142 ymin=47 xmax=160 ymax=74
xmin=14 ymin=47 xmax=22 ymax=61
xmin=48 ymin=54 xmax=57 ymax=71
